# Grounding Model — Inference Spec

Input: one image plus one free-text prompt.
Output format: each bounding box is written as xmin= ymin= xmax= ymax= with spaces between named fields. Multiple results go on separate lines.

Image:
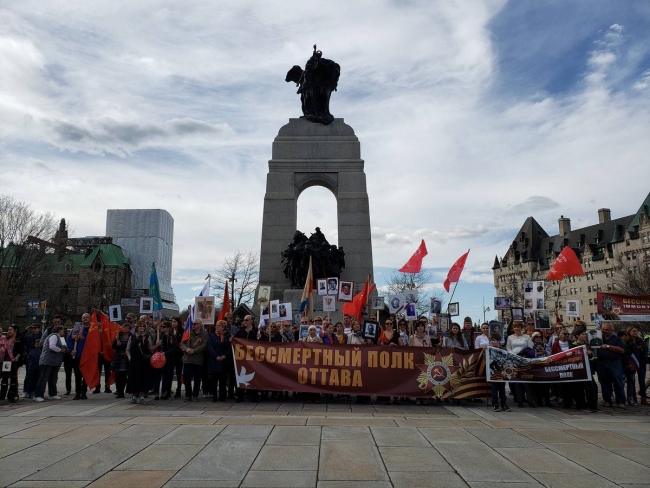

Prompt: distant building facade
xmin=493 ymin=193 xmax=650 ymax=324
xmin=106 ymin=209 xmax=178 ymax=314
xmin=5 ymin=219 xmax=133 ymax=321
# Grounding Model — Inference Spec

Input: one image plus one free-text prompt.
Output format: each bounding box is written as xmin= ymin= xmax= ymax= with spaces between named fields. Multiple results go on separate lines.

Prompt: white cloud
xmin=1 ymin=2 xmax=649 ymax=310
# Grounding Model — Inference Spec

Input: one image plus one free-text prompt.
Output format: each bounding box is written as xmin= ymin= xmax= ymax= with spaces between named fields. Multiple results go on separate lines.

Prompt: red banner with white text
xmin=231 ymin=338 xmax=491 ymax=399
xmin=597 ymin=292 xmax=650 ymax=315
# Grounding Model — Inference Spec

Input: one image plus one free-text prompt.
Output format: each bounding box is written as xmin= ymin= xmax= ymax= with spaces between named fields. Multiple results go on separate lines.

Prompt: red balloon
xmin=150 ymin=351 xmax=166 ymax=369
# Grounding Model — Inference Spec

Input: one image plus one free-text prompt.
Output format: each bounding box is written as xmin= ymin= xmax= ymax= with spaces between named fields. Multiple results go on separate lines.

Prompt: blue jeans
xmin=183 ymin=363 xmax=202 ymax=398
xmin=597 ymin=360 xmax=626 ymax=405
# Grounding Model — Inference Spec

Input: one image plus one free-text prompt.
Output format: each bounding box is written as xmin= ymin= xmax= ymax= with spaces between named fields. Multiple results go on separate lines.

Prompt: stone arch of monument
xmin=295 ymin=173 xmax=338 ymax=196
xmin=258 ymin=118 xmax=373 ymax=304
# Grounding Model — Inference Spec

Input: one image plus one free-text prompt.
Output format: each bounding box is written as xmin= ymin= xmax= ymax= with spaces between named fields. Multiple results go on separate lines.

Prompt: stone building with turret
xmin=492 ymin=193 xmax=650 ymax=324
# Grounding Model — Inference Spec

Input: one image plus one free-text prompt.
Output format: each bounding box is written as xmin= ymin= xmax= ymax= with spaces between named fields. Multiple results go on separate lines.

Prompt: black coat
xmin=207 ymin=332 xmax=232 ymax=374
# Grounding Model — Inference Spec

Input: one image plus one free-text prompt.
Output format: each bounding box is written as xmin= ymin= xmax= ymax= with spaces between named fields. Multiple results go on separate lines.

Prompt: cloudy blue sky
xmin=2 ymin=1 xmax=649 ymax=323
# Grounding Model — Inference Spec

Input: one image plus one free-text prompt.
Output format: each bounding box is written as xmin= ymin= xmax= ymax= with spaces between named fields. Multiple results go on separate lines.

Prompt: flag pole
xmin=446 ymin=281 xmax=460 ymax=313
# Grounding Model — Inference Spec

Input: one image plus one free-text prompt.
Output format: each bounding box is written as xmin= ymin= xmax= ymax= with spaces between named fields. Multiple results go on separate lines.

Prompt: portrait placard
xmin=372 ymin=296 xmax=384 ymax=310
xmin=363 ymin=320 xmax=379 ymax=340
xmin=195 ymin=296 xmax=216 ymax=324
xmin=534 ymin=309 xmax=551 ymax=330
xmin=317 ymin=279 xmax=327 ymax=296
xmin=388 ymin=295 xmax=404 ymax=313
xmin=152 ymin=310 xmax=163 ymax=323
xmin=323 ymin=295 xmax=336 ymax=312
xmin=404 ymin=302 xmax=418 ymax=321
xmin=270 ymin=300 xmax=280 ymax=319
xmin=511 ymin=307 xmax=524 ymax=322
xmin=566 ymin=300 xmax=579 ymax=317
xmin=257 ymin=285 xmax=272 ymax=303
xmin=326 ymin=277 xmax=339 ymax=295
xmin=140 ymin=297 xmax=153 ymax=314
xmin=448 ymin=302 xmax=459 ymax=316
xmin=404 ymin=291 xmax=418 ymax=304
xmin=260 ymin=305 xmax=269 ymax=325
xmin=429 ymin=298 xmax=441 ymax=315
xmin=338 ymin=281 xmax=354 ymax=302
xmin=108 ymin=304 xmax=122 ymax=322
xmin=438 ymin=314 xmax=451 ymax=334
xmin=494 ymin=297 xmax=511 ymax=310
xmin=278 ymin=302 xmax=292 ymax=320
xmin=2 ymin=362 xmax=11 ymax=372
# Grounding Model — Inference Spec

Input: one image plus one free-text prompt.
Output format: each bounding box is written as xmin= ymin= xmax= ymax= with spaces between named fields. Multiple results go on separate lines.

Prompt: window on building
xmin=94 ymin=261 xmax=101 ymax=272
xmin=607 ymin=284 xmax=612 ymax=291
xmin=63 ymin=284 xmax=69 ymax=295
xmin=588 ymin=286 xmax=592 ymax=293
xmin=589 ymin=299 xmax=593 ymax=306
xmin=590 ymin=313 xmax=595 ymax=320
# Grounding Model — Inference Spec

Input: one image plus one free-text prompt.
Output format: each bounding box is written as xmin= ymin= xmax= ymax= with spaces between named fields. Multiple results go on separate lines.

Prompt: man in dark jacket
xmin=234 ymin=315 xmax=258 ymax=402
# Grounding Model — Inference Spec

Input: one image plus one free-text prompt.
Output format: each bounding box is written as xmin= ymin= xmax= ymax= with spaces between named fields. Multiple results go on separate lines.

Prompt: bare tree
xmin=212 ymin=250 xmax=260 ymax=311
xmin=384 ymin=270 xmax=442 ymax=316
xmin=612 ymin=252 xmax=650 ymax=296
xmin=0 ymin=195 xmax=57 ymax=320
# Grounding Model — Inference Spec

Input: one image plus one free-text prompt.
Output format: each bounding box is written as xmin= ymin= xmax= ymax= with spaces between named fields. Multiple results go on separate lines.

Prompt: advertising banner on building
xmin=231 ymin=338 xmax=491 ymax=399
xmin=597 ymin=292 xmax=650 ymax=315
xmin=485 ymin=345 xmax=592 ymax=383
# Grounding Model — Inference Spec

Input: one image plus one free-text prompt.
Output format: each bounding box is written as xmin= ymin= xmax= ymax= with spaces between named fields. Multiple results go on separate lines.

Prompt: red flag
xmin=444 ymin=250 xmax=470 ymax=292
xmin=546 ymin=246 xmax=585 ymax=280
xmin=218 ymin=280 xmax=230 ymax=321
xmin=80 ymin=311 xmax=101 ymax=390
xmin=399 ymin=240 xmax=428 ymax=273
xmin=342 ymin=276 xmax=376 ymax=321
xmin=99 ymin=311 xmax=121 ymax=363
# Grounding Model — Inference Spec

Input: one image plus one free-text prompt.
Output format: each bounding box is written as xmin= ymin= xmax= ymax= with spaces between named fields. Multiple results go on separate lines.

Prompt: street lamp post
xmin=482 ymin=297 xmax=490 ymax=323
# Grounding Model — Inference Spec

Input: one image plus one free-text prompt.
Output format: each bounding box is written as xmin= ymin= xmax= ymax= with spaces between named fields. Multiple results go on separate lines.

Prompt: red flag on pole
xmin=444 ymin=250 xmax=470 ymax=292
xmin=80 ymin=311 xmax=101 ymax=390
xmin=218 ymin=280 xmax=230 ymax=321
xmin=99 ymin=311 xmax=121 ymax=363
xmin=342 ymin=277 xmax=376 ymax=321
xmin=398 ymin=240 xmax=428 ymax=273
xmin=546 ymin=246 xmax=585 ymax=280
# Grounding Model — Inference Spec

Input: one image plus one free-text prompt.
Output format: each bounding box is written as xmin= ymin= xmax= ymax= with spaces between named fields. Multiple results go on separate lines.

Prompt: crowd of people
xmin=1 ymin=311 xmax=648 ymax=411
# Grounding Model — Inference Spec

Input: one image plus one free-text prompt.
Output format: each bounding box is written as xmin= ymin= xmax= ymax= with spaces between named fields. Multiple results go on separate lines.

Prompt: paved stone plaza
xmin=1 ymin=381 xmax=649 ymax=488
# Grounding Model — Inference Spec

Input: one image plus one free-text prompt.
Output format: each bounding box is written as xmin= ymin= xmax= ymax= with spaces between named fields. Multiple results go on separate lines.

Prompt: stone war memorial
xmin=1 ymin=45 xmax=648 ymax=488
xmin=258 ymin=46 xmax=373 ymax=318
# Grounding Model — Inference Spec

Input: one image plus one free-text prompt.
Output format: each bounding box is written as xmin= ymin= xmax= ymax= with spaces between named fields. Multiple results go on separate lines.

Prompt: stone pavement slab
xmin=419 ymin=427 xmax=478 ymax=443
xmin=251 ymin=445 xmax=319 ymax=471
xmin=117 ymin=444 xmax=203 ymax=470
xmin=266 ymin=425 xmax=321 ymax=445
xmin=319 ymin=440 xmax=389 ymax=481
xmin=529 ymin=473 xmax=620 ymax=488
xmin=389 ymin=471 xmax=470 ymax=488
xmin=434 ymin=441 xmax=537 ymax=483
xmin=370 ymin=426 xmax=430 ymax=447
xmin=562 ymin=428 xmax=650 ymax=449
xmin=379 ymin=446 xmax=453 ymax=472
xmin=24 ymin=436 xmax=154 ymax=481
xmin=466 ymin=427 xmax=542 ymax=448
xmin=241 ymin=470 xmax=317 ymax=487
xmin=499 ymin=447 xmax=589 ymax=473
xmin=2 ymin=387 xmax=650 ymax=487
xmin=544 ymin=442 xmax=650 ymax=485
xmin=87 ymin=470 xmax=175 ymax=488
xmin=154 ymin=424 xmax=225 ymax=445
xmin=172 ymin=437 xmax=266 ymax=482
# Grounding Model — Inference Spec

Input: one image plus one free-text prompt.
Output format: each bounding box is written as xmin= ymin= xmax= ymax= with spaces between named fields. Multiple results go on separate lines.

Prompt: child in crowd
xmin=23 ymin=339 xmax=42 ymax=398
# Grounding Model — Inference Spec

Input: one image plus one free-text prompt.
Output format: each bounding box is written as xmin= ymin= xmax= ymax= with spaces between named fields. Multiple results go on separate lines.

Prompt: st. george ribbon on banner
xmin=485 ymin=345 xmax=592 ymax=383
